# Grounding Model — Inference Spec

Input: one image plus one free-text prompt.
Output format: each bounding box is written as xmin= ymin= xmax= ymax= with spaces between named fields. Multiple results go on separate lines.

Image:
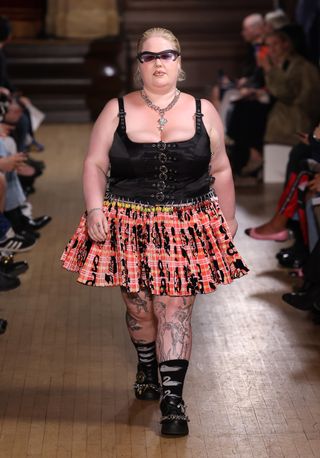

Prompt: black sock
xmin=159 ymin=359 xmax=189 ymax=400
xmin=133 ymin=341 xmax=157 ymax=367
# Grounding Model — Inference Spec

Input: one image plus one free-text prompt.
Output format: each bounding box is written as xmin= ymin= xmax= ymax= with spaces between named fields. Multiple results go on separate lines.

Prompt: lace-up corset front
xmin=108 ymin=98 xmax=213 ymax=205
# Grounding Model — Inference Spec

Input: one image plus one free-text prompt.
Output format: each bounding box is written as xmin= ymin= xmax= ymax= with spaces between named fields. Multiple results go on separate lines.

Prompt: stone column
xmin=46 ymin=0 xmax=119 ymax=38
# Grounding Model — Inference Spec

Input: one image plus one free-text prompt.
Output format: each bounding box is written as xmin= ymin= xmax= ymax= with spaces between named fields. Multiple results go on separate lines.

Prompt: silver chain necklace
xmin=140 ymin=89 xmax=181 ymax=137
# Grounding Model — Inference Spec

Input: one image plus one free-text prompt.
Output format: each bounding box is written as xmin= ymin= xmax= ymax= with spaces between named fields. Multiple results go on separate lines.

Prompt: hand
xmin=296 ymin=131 xmax=309 ymax=145
xmin=0 ymin=87 xmax=10 ymax=97
xmin=308 ymin=174 xmax=320 ymax=193
xmin=0 ymin=123 xmax=14 ymax=137
xmin=227 ymin=218 xmax=238 ymax=238
xmin=0 ymin=152 xmax=27 ymax=172
xmin=237 ymin=77 xmax=248 ymax=89
xmin=18 ymin=96 xmax=31 ymax=107
xmin=16 ymin=162 xmax=35 ymax=175
xmin=239 ymin=87 xmax=257 ymax=99
xmin=257 ymin=53 xmax=273 ymax=72
xmin=86 ymin=208 xmax=108 ymax=242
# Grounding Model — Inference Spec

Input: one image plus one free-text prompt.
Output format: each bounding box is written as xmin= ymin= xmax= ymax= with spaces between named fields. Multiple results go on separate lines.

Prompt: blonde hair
xmin=265 ymin=9 xmax=290 ymax=30
xmin=137 ymin=27 xmax=181 ymax=54
xmin=134 ymin=27 xmax=186 ymax=87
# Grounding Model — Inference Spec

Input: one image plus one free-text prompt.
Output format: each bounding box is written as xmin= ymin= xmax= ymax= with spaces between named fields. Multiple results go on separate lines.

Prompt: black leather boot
xmin=276 ymin=240 xmax=308 ymax=269
xmin=0 ymin=319 xmax=8 ymax=334
xmin=0 ymin=255 xmax=29 ymax=276
xmin=134 ymin=362 xmax=160 ymax=401
xmin=158 ymin=359 xmax=189 ymax=435
xmin=282 ymin=284 xmax=320 ymax=311
xmin=160 ymin=396 xmax=189 ymax=436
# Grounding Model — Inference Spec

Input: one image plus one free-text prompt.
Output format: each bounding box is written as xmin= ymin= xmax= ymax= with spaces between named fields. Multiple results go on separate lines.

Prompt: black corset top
xmin=108 ymin=97 xmax=213 ymax=205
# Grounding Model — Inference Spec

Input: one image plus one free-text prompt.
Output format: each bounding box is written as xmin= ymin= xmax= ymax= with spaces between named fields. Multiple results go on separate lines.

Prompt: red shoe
xmin=245 ymin=227 xmax=289 ymax=241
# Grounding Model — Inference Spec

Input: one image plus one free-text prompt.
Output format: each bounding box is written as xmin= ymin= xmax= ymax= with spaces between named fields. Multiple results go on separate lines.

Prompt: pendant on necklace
xmin=158 ymin=115 xmax=168 ymax=131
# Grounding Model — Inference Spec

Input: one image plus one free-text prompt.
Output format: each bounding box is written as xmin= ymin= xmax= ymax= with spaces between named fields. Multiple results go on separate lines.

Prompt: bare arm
xmin=83 ymin=98 xmax=119 ymax=241
xmin=202 ymin=98 xmax=238 ymax=236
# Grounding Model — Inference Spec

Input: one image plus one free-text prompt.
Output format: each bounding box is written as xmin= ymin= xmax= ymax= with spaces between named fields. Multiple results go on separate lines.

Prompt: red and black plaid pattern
xmin=61 ymin=196 xmax=249 ymax=296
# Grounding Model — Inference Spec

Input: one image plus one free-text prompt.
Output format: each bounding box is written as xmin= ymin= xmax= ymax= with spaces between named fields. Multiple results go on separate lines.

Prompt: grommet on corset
xmin=157 ymin=141 xmax=166 ymax=151
xmin=159 ymin=153 xmax=168 ymax=163
xmin=156 ymin=192 xmax=165 ymax=201
xmin=157 ymin=181 xmax=166 ymax=190
xmin=160 ymin=165 xmax=168 ymax=173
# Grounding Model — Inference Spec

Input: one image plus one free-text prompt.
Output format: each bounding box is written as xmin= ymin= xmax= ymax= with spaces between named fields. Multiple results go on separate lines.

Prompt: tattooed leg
xmin=121 ymin=288 xmax=160 ymax=400
xmin=120 ymin=287 xmax=157 ymax=343
xmin=153 ymin=295 xmax=196 ymax=363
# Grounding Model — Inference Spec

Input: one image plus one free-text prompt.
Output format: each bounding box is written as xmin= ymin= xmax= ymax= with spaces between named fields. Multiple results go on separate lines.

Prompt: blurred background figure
xmin=259 ymin=29 xmax=320 ymax=147
xmin=264 ymin=9 xmax=290 ymax=33
xmin=212 ymin=13 xmax=271 ymax=182
xmin=295 ymin=0 xmax=320 ymax=65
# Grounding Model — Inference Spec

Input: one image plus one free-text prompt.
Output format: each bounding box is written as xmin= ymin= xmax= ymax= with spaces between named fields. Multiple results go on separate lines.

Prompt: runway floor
xmin=0 ymin=124 xmax=319 ymax=457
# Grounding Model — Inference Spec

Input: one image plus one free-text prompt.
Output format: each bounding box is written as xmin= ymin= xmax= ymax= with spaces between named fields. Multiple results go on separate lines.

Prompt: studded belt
xmin=104 ymin=189 xmax=217 ymax=213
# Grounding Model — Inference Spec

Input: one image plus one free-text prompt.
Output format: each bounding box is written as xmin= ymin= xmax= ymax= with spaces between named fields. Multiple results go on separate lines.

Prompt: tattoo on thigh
xmin=124 ymin=291 xmax=151 ymax=314
xmin=126 ymin=311 xmax=142 ymax=332
xmin=154 ymin=296 xmax=194 ymax=361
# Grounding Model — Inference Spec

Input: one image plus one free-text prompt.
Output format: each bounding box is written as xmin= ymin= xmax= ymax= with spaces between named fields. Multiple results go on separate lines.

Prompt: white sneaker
xmin=0 ymin=228 xmax=36 ymax=253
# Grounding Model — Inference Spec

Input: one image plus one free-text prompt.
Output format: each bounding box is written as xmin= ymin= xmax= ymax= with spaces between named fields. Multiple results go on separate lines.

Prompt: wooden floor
xmin=1 ymin=124 xmax=320 ymax=458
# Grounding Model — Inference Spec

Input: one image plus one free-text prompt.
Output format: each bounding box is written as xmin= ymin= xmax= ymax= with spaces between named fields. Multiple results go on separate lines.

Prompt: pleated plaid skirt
xmin=61 ymin=192 xmax=249 ymax=296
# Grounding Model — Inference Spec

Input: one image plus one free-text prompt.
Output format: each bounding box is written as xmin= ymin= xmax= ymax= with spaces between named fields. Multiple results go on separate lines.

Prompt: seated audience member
xmin=260 ymin=29 xmax=320 ymax=147
xmin=0 ymin=178 xmax=30 ymax=291
xmin=282 ymin=236 xmax=320 ymax=325
xmin=1 ymin=129 xmax=45 ymax=195
xmin=0 ymin=16 xmax=44 ymax=152
xmin=264 ymin=9 xmax=308 ymax=59
xmin=212 ymin=13 xmax=266 ymax=112
xmin=0 ymin=138 xmax=51 ymax=239
xmin=0 ymin=157 xmax=36 ymax=251
xmin=245 ymin=125 xmax=320 ymax=267
xmin=0 ymin=143 xmax=44 ymax=291
xmin=214 ymin=13 xmax=272 ymax=178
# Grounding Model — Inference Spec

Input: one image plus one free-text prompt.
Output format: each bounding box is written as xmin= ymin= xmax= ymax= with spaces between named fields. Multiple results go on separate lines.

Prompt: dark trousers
xmin=285 ymin=143 xmax=312 ymax=183
xmin=227 ymin=99 xmax=271 ymax=173
xmin=304 ymin=238 xmax=320 ymax=283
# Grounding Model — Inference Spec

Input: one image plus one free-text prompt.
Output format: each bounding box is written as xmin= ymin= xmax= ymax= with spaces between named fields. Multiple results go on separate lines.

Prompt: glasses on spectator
xmin=137 ymin=50 xmax=180 ymax=63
